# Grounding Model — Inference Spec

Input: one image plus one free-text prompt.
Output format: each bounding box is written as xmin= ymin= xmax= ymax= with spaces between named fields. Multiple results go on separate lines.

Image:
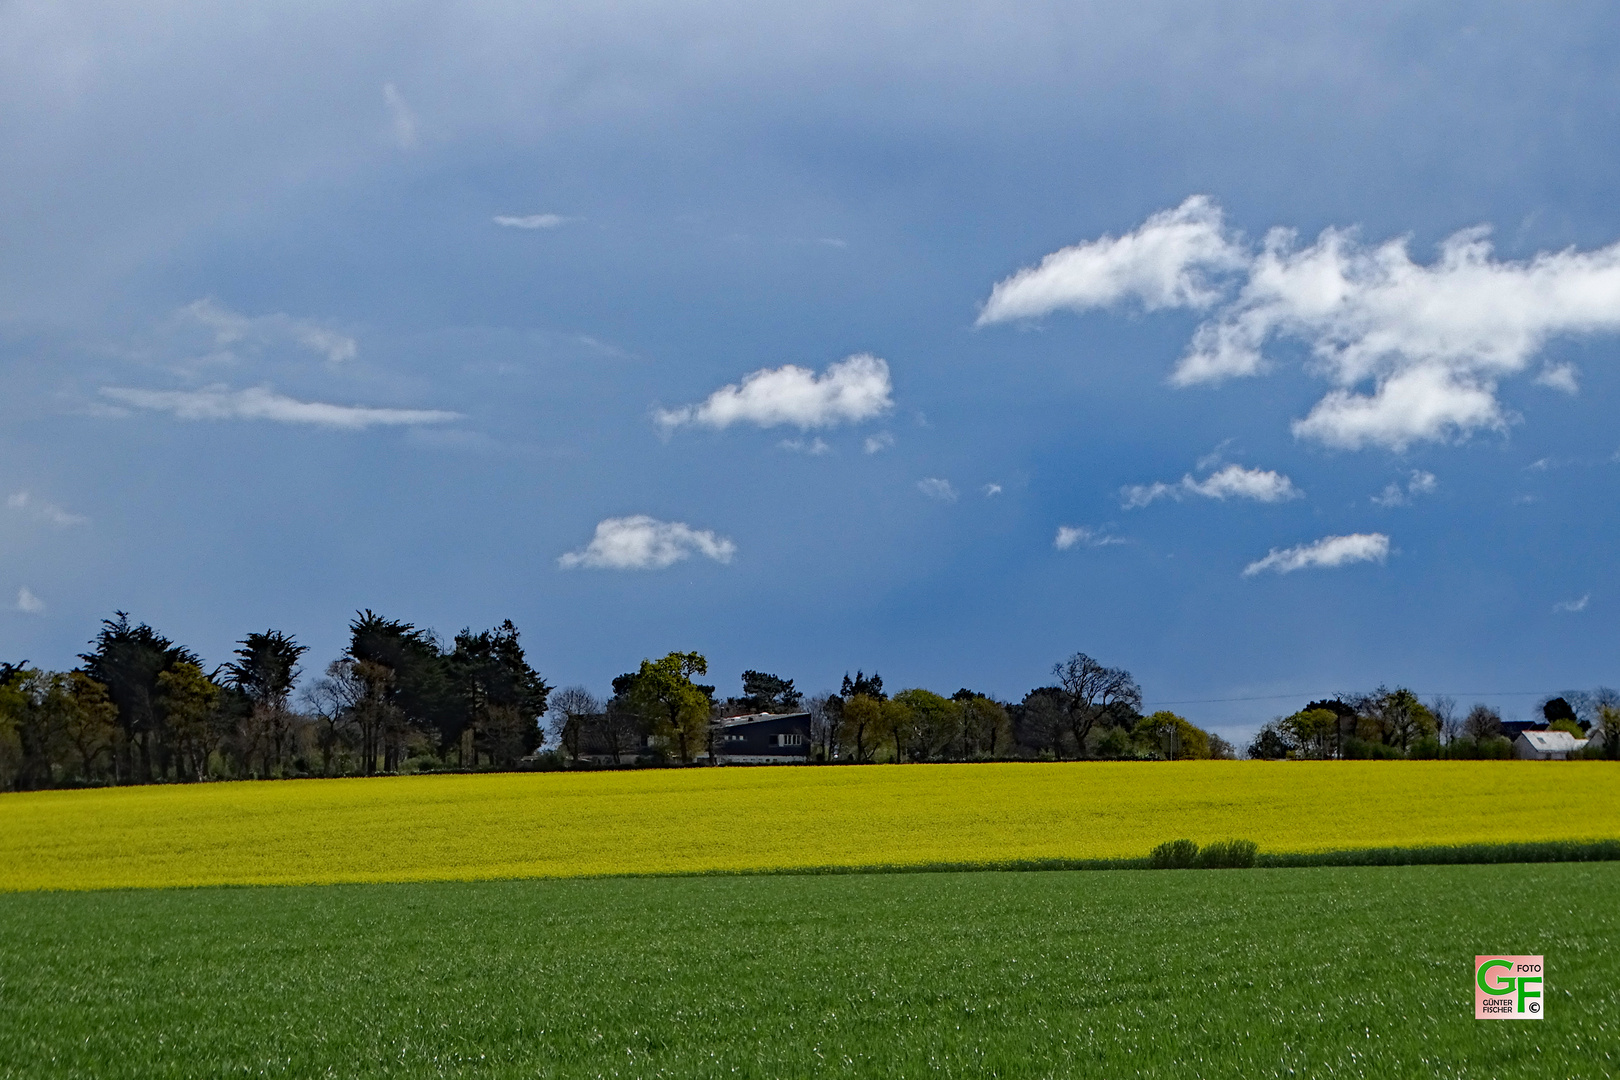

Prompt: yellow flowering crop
xmin=1 ymin=761 xmax=1615 ymax=891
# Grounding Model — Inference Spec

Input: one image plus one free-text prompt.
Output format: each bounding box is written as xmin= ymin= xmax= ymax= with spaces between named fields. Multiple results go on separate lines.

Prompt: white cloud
xmin=1371 ymin=469 xmax=1438 ymax=507
xmin=987 ymin=200 xmax=1620 ymax=450
xmin=1534 ymin=363 xmax=1579 ymax=394
xmin=863 ymin=432 xmax=895 ymax=454
xmin=1288 ymin=366 xmax=1507 ymax=451
xmin=557 ymin=515 xmax=735 ymax=570
xmin=1242 ymin=532 xmax=1390 ymax=576
xmin=1055 ymin=525 xmax=1125 ymax=550
xmin=1554 ymin=594 xmax=1590 ymax=613
xmin=383 ymin=82 xmax=417 ymax=148
xmin=1122 ymin=463 xmax=1301 ymax=508
xmin=983 ymin=483 xmax=1003 ymax=496
xmin=917 ymin=478 xmax=957 ymax=502
xmin=978 ymin=196 xmax=1246 ymax=324
xmin=6 ymin=491 xmax=88 ymax=526
xmin=494 ymin=213 xmax=568 ymax=229
xmin=657 ymin=353 xmax=893 ymax=432
xmin=101 ymin=386 xmax=461 ymax=429
xmin=15 ymin=587 xmax=45 ymax=615
xmin=778 ymin=437 xmax=830 ymax=455
xmin=181 ymin=299 xmax=357 ymax=364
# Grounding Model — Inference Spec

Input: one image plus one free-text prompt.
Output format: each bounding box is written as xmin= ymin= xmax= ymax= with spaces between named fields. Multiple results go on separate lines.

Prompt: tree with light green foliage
xmin=1282 ymin=708 xmax=1338 ymax=758
xmin=630 ymin=651 xmax=711 ymax=764
xmin=1135 ymin=711 xmax=1211 ymax=760
xmin=157 ymin=662 xmax=222 ymax=782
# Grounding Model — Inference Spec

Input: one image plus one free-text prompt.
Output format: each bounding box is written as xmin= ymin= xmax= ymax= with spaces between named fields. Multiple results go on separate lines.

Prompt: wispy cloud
xmin=1243 ymin=533 xmax=1390 ymax=576
xmin=983 ymin=483 xmax=1003 ymax=496
xmin=1055 ymin=525 xmax=1125 ymax=550
xmin=1372 ymin=469 xmax=1438 ymax=507
xmin=657 ymin=354 xmax=893 ymax=432
xmin=178 ymin=299 xmax=358 ymax=364
xmin=101 ymin=386 xmax=460 ymax=429
xmin=383 ymin=82 xmax=417 ymax=148
xmin=917 ymin=478 xmax=957 ymax=502
xmin=863 ymin=432 xmax=895 ymax=454
xmin=1534 ymin=363 xmax=1579 ymax=394
xmin=6 ymin=491 xmax=88 ymax=527
xmin=494 ymin=213 xmax=569 ymax=229
xmin=983 ymin=198 xmax=1620 ymax=450
xmin=15 ymin=587 xmax=45 ymax=615
xmin=778 ymin=437 xmax=831 ymax=455
xmin=558 ymin=516 xmax=735 ymax=570
xmin=1554 ymin=594 xmax=1590 ymax=613
xmin=1122 ymin=464 xmax=1301 ymax=509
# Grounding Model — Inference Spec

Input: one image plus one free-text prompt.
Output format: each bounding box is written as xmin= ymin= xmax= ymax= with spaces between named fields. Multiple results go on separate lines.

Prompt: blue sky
xmin=3 ymin=2 xmax=1618 ymax=742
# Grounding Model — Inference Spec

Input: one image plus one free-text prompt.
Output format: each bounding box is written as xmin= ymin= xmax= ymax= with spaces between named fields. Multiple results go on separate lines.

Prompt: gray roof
xmin=1516 ymin=730 xmax=1588 ymax=752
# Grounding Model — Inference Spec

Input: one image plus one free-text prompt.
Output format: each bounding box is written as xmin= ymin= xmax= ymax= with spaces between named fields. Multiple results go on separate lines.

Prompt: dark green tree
xmin=840 ymin=670 xmax=885 ymax=701
xmin=79 ymin=613 xmax=200 ymax=783
xmin=739 ymin=670 xmax=802 ymax=713
xmin=225 ymin=630 xmax=308 ymax=777
xmin=447 ymin=620 xmax=551 ymax=767
xmin=346 ymin=611 xmax=451 ymax=773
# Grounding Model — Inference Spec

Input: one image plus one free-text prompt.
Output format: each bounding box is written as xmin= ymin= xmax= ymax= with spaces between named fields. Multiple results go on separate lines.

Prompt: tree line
xmin=1247 ymin=687 xmax=1620 ymax=761
xmin=4 ymin=612 xmax=1615 ymax=791
xmin=0 ymin=612 xmax=548 ymax=789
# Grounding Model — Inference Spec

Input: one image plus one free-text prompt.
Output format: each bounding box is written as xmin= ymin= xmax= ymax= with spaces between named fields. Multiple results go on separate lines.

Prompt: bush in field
xmin=1195 ymin=839 xmax=1259 ymax=869
xmin=1408 ymin=736 xmax=1442 ymax=760
xmin=1150 ymin=839 xmax=1199 ymax=869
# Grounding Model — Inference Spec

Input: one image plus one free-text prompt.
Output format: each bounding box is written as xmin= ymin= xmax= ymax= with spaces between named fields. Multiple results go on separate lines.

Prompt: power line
xmin=1142 ymin=690 xmax=1554 ymax=707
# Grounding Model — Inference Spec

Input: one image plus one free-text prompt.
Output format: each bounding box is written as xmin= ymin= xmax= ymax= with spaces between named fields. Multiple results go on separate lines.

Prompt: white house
xmin=1513 ymin=730 xmax=1589 ymax=760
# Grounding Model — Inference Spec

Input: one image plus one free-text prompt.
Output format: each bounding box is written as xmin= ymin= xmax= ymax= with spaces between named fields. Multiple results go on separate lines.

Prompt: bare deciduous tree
xmin=1053 ymin=653 xmax=1141 ymax=758
xmin=547 ymin=686 xmax=600 ymax=763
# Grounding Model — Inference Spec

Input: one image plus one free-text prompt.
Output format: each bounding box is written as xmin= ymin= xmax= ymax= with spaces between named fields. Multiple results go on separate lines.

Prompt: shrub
xmin=1149 ymin=838 xmax=1199 ymax=869
xmin=1408 ymin=736 xmax=1441 ymax=760
xmin=1195 ymin=839 xmax=1259 ymax=869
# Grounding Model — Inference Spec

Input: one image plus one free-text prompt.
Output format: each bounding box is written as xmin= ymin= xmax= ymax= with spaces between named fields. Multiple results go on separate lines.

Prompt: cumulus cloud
xmin=101 ymin=386 xmax=460 ymax=429
xmin=15 ymin=587 xmax=45 ymax=615
xmin=917 ymin=478 xmax=957 ymax=502
xmin=494 ymin=213 xmax=568 ymax=229
xmin=657 ymin=353 xmax=893 ymax=432
xmin=181 ymin=298 xmax=357 ymax=364
xmin=985 ymin=200 xmax=1620 ymax=450
xmin=1122 ymin=464 xmax=1301 ymax=508
xmin=978 ymin=196 xmax=1245 ymax=324
xmin=1055 ymin=525 xmax=1125 ymax=550
xmin=1372 ymin=469 xmax=1438 ymax=507
xmin=863 ymin=432 xmax=895 ymax=454
xmin=1242 ymin=532 xmax=1390 ymax=576
xmin=983 ymin=483 xmax=1003 ymax=496
xmin=6 ymin=491 xmax=88 ymax=526
xmin=557 ymin=515 xmax=736 ymax=570
xmin=1553 ymin=594 xmax=1590 ymax=613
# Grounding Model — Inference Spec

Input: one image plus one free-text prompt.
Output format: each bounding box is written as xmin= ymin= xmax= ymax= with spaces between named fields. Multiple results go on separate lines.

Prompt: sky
xmin=3 ymin=1 xmax=1619 ymax=743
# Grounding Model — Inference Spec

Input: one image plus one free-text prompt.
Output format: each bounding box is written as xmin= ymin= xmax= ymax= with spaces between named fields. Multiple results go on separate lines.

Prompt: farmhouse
xmin=708 ymin=711 xmax=812 ymax=764
xmin=1513 ymin=730 xmax=1588 ymax=760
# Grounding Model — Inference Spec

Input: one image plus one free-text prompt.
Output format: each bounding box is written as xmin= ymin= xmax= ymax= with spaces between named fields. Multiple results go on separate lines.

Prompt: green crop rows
xmin=1 ymin=864 xmax=1614 ymax=1078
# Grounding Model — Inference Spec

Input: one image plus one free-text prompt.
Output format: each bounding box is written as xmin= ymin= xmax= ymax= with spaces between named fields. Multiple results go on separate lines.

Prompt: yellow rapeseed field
xmin=1 ymin=761 xmax=1615 ymax=891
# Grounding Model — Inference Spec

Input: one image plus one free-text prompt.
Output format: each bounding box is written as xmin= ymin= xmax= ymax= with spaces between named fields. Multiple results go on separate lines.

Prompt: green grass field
xmin=2 ymin=863 xmax=1613 ymax=1078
